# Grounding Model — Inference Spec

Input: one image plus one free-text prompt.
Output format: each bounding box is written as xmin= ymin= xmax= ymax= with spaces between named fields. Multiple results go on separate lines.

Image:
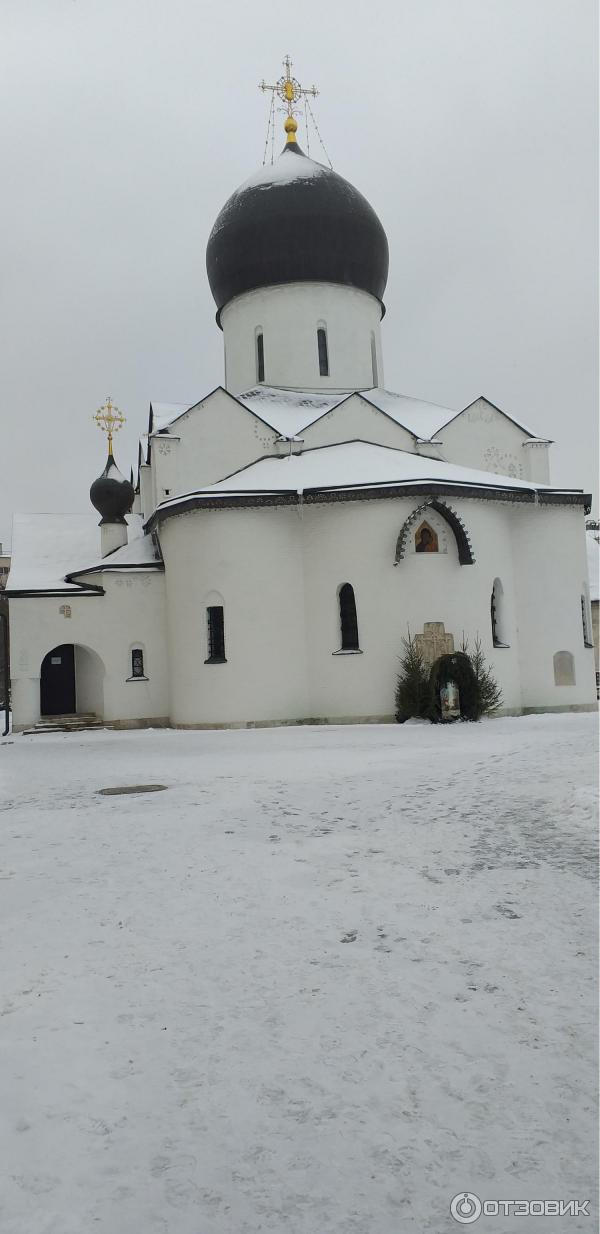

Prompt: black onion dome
xmin=206 ymin=139 xmax=389 ymax=323
xmin=90 ymin=453 xmax=135 ymax=525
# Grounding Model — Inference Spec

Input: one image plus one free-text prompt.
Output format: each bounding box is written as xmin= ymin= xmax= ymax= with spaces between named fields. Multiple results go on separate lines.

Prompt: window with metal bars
xmin=339 ymin=583 xmax=359 ymax=651
xmin=131 ymin=648 xmax=145 ymax=678
xmin=206 ymin=606 xmax=226 ymax=662
xmin=317 ymin=327 xmax=329 ymax=377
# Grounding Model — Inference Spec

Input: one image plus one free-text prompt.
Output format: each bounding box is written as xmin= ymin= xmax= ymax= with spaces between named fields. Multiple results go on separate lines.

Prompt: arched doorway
xmin=40 ymin=644 xmax=104 ymax=718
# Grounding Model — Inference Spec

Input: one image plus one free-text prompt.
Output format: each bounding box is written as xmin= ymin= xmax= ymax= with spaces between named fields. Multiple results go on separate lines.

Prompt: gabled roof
xmin=144 ymin=386 xmax=544 ymax=446
xmin=236 ymin=386 xmax=351 ymax=436
xmin=5 ymin=513 xmax=160 ymax=596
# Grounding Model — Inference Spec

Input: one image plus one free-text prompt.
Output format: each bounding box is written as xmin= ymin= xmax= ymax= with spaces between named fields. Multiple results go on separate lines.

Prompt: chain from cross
xmin=259 ymin=54 xmax=318 ymax=118
xmin=93 ymin=395 xmax=126 ymax=454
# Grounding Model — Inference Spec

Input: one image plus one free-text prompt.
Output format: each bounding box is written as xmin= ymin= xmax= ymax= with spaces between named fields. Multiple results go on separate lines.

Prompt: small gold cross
xmin=259 ymin=55 xmax=318 ymax=142
xmin=93 ymin=395 xmax=126 ymax=454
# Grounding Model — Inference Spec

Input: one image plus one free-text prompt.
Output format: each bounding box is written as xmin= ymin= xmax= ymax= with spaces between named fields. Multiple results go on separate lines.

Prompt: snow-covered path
xmin=0 ymin=715 xmax=597 ymax=1233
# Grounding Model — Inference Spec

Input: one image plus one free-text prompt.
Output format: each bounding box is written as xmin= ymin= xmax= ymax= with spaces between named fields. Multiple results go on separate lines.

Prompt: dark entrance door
xmin=40 ymin=645 xmax=76 ymax=715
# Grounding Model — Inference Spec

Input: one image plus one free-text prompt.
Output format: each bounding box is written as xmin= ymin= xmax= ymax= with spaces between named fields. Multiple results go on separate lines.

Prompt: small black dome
xmin=90 ymin=454 xmax=134 ymax=525
xmin=206 ymin=139 xmax=389 ymax=323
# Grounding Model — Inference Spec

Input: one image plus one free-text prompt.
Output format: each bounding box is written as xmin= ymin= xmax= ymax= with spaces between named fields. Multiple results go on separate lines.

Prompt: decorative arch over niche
xmin=394 ymin=500 xmax=475 ymax=566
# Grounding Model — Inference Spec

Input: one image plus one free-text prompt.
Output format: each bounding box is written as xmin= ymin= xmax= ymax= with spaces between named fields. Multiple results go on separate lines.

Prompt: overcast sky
xmin=1 ymin=0 xmax=597 ymax=548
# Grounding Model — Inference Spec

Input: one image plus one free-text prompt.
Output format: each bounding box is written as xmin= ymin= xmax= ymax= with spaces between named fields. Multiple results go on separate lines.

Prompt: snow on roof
xmin=586 ymin=529 xmax=600 ymax=601
xmin=234 ymin=151 xmax=328 ymax=193
xmin=362 ymin=389 xmax=460 ymax=439
xmin=237 ymin=386 xmax=348 ymax=435
xmin=68 ymin=522 xmax=159 ymax=579
xmin=6 ymin=513 xmax=154 ymax=593
xmin=157 ymin=441 xmax=567 ymax=512
xmin=150 ymin=402 xmax=193 ymax=433
xmin=144 ymin=385 xmax=541 ymax=446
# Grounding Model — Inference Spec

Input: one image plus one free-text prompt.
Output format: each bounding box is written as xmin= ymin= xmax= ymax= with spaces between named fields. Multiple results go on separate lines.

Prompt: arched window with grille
xmin=317 ymin=325 xmax=329 ymax=377
xmin=338 ymin=583 xmax=360 ymax=651
xmin=206 ymin=605 xmax=226 ymax=663
xmin=127 ymin=646 xmax=147 ymax=680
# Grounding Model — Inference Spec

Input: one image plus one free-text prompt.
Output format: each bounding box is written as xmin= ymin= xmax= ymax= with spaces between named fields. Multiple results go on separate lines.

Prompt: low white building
xmin=6 ymin=110 xmax=596 ymax=729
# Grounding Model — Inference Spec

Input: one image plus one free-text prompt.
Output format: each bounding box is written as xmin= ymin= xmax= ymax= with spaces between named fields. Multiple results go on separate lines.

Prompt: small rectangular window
xmin=206 ymin=606 xmax=226 ymax=662
xmin=131 ymin=648 xmax=145 ymax=677
xmin=256 ymin=332 xmax=265 ymax=383
xmin=317 ymin=327 xmax=329 ymax=377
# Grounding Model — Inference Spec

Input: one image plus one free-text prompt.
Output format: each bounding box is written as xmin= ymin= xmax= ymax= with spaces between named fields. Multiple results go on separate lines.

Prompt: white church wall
xmin=299 ymin=497 xmax=524 ymax=719
xmin=156 ymin=494 xmax=530 ymax=726
xmin=221 ymin=283 xmax=384 ymax=395
xmin=150 ymin=436 xmax=180 ymax=510
xmin=151 ymin=390 xmax=278 ymax=510
xmin=511 ymin=506 xmax=596 ymax=711
xmin=522 ymin=442 xmax=551 ymax=483
xmin=159 ymin=508 xmax=310 ymax=726
xmin=139 ymin=464 xmax=153 ymax=521
xmin=74 ymin=645 xmax=104 ymax=715
xmin=440 ymin=399 xmax=539 ymax=480
xmin=9 ymin=572 xmax=168 ymax=730
xmin=301 ymin=394 xmax=415 ymax=453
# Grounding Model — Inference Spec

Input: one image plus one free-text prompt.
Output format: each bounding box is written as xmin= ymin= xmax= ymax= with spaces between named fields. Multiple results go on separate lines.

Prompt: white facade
xmin=221 ymin=283 xmax=384 ymax=395
xmin=6 ymin=139 xmax=596 ymax=731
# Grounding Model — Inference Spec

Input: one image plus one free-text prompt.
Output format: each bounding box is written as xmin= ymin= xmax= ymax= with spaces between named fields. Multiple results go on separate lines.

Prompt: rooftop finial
xmin=259 ymin=54 xmax=318 ymax=143
xmin=93 ymin=395 xmax=126 ymax=455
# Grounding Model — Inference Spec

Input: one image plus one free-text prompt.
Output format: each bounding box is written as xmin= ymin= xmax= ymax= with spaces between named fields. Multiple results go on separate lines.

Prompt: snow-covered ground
xmin=0 ymin=714 xmax=597 ymax=1234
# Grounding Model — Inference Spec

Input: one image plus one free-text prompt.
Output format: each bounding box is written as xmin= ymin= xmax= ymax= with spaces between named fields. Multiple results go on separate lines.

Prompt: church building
xmin=6 ymin=63 xmax=596 ymax=730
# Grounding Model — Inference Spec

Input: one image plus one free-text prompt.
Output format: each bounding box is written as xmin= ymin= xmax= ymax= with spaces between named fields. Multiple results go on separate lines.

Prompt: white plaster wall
xmin=522 ymin=442 xmax=551 ymax=483
xmin=302 ymin=394 xmax=415 ymax=453
xmin=300 ymin=497 xmax=524 ymax=718
xmin=221 ymin=283 xmax=384 ymax=395
xmin=512 ymin=506 xmax=596 ymax=709
xmin=139 ymin=464 xmax=153 ymax=521
xmin=440 ymin=399 xmax=541 ymax=480
xmin=150 ymin=437 xmax=181 ymax=510
xmin=9 ymin=571 xmax=168 ymax=729
xmin=159 ymin=508 xmax=310 ymax=726
xmin=74 ymin=645 xmax=104 ymax=715
xmin=149 ymin=390 xmax=278 ymax=513
xmin=157 ymin=495 xmax=540 ymax=725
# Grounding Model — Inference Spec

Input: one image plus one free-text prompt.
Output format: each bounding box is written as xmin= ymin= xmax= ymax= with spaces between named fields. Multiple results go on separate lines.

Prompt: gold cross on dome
xmin=93 ymin=395 xmax=126 ymax=454
xmin=259 ymin=55 xmax=318 ymax=142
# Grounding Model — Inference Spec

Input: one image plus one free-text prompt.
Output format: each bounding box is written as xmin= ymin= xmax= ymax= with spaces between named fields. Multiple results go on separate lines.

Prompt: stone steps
xmin=22 ymin=714 xmax=109 ymax=735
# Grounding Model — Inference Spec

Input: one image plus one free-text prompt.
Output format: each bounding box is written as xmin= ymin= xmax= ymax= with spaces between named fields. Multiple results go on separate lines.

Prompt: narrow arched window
xmin=256 ymin=330 xmax=265 ymax=383
xmin=206 ymin=606 xmax=226 ymax=663
xmin=131 ymin=648 xmax=145 ymax=678
xmin=370 ymin=332 xmax=378 ymax=387
xmin=317 ymin=326 xmax=329 ymax=377
xmin=339 ymin=583 xmax=359 ymax=651
xmin=491 ymin=578 xmax=509 ymax=647
xmin=581 ymin=585 xmax=593 ymax=646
